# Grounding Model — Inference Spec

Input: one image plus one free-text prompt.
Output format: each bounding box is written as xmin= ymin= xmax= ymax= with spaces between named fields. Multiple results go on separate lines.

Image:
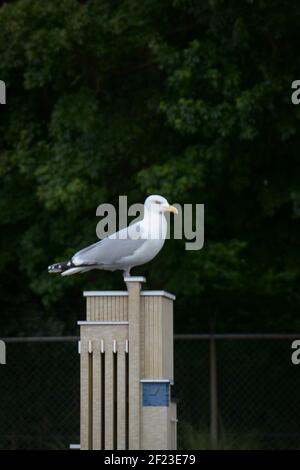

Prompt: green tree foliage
xmin=0 ymin=0 xmax=300 ymax=334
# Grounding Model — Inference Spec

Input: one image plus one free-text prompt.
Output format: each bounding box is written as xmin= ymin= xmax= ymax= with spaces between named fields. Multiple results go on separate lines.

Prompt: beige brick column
xmin=79 ymin=285 xmax=176 ymax=450
xmin=125 ymin=276 xmax=145 ymax=450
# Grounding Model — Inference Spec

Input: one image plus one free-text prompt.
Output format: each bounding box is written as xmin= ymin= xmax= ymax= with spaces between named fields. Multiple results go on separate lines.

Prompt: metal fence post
xmin=210 ymin=333 xmax=218 ymax=448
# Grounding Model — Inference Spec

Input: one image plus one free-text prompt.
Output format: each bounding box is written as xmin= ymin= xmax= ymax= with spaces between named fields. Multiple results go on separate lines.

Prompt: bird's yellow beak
xmin=164 ymin=205 xmax=178 ymax=215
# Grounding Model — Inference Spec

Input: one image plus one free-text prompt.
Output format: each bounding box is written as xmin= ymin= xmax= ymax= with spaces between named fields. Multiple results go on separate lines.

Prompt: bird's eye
xmin=154 ymin=200 xmax=161 ymax=204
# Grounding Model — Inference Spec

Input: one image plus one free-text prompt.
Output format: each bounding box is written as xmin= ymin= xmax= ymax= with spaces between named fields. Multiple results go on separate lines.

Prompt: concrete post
xmin=125 ymin=276 xmax=145 ymax=449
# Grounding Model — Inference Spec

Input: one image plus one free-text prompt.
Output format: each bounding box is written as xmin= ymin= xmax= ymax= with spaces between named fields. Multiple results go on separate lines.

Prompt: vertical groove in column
xmin=108 ymin=297 xmax=112 ymax=321
xmin=97 ymin=297 xmax=100 ymax=321
xmin=124 ymin=296 xmax=128 ymax=321
xmin=117 ymin=343 xmax=126 ymax=449
xmin=118 ymin=297 xmax=121 ymax=321
xmin=144 ymin=298 xmax=150 ymax=378
xmin=88 ymin=349 xmax=93 ymax=449
xmin=86 ymin=298 xmax=90 ymax=321
xmin=92 ymin=342 xmax=101 ymax=450
xmin=101 ymin=351 xmax=105 ymax=450
xmin=151 ymin=297 xmax=155 ymax=377
xmin=90 ymin=297 xmax=94 ymax=320
xmin=158 ymin=297 xmax=162 ymax=377
xmin=166 ymin=299 xmax=170 ymax=379
xmin=169 ymin=299 xmax=174 ymax=382
xmin=113 ymin=350 xmax=118 ymax=449
xmin=105 ymin=346 xmax=114 ymax=450
xmin=125 ymin=348 xmax=129 ymax=450
xmin=103 ymin=297 xmax=107 ymax=321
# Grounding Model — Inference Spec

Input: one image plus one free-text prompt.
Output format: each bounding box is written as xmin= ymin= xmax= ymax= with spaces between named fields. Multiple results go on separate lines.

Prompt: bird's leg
xmin=123 ymin=268 xmax=131 ymax=278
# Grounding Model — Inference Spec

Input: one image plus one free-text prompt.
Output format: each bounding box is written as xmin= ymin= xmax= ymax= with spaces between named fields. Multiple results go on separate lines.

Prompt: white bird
xmin=48 ymin=195 xmax=178 ymax=278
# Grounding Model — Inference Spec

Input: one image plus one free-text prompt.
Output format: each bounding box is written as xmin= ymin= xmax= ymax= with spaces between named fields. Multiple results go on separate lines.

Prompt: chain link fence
xmin=0 ymin=335 xmax=299 ymax=449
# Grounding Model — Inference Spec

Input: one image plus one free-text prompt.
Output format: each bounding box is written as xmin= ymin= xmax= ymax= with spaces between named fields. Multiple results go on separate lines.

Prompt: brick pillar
xmin=125 ymin=276 xmax=145 ymax=450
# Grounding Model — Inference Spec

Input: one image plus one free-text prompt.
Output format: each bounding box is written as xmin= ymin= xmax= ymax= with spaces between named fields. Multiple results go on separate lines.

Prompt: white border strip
xmin=142 ymin=291 xmax=176 ymax=301
xmin=140 ymin=379 xmax=171 ymax=383
xmin=84 ymin=291 xmax=127 ymax=297
xmin=77 ymin=321 xmax=129 ymax=325
xmin=124 ymin=276 xmax=146 ymax=283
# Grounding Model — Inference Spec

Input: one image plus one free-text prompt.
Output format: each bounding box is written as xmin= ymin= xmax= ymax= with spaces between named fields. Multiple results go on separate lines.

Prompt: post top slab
xmin=124 ymin=276 xmax=146 ymax=283
xmin=83 ymin=290 xmax=176 ymax=301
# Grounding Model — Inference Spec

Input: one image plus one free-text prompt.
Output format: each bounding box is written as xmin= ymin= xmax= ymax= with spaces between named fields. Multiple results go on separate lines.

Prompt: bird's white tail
xmin=61 ymin=267 xmax=84 ymax=276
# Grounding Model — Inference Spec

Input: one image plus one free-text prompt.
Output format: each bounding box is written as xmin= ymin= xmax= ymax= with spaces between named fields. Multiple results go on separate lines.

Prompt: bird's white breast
xmin=118 ymin=212 xmax=167 ymax=267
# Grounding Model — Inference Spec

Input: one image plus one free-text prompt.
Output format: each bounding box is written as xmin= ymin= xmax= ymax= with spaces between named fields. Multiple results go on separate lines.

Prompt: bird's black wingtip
xmin=48 ymin=262 xmax=63 ymax=273
xmin=48 ymin=260 xmax=75 ymax=274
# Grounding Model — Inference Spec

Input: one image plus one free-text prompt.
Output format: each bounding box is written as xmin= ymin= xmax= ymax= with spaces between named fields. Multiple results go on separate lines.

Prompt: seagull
xmin=48 ymin=195 xmax=178 ymax=278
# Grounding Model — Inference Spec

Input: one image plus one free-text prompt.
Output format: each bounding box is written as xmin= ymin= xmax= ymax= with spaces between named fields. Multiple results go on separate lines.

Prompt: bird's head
xmin=144 ymin=195 xmax=178 ymax=215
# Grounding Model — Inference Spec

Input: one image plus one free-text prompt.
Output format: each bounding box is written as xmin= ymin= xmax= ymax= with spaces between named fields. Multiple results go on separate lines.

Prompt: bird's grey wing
xmin=72 ymin=224 xmax=146 ymax=266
